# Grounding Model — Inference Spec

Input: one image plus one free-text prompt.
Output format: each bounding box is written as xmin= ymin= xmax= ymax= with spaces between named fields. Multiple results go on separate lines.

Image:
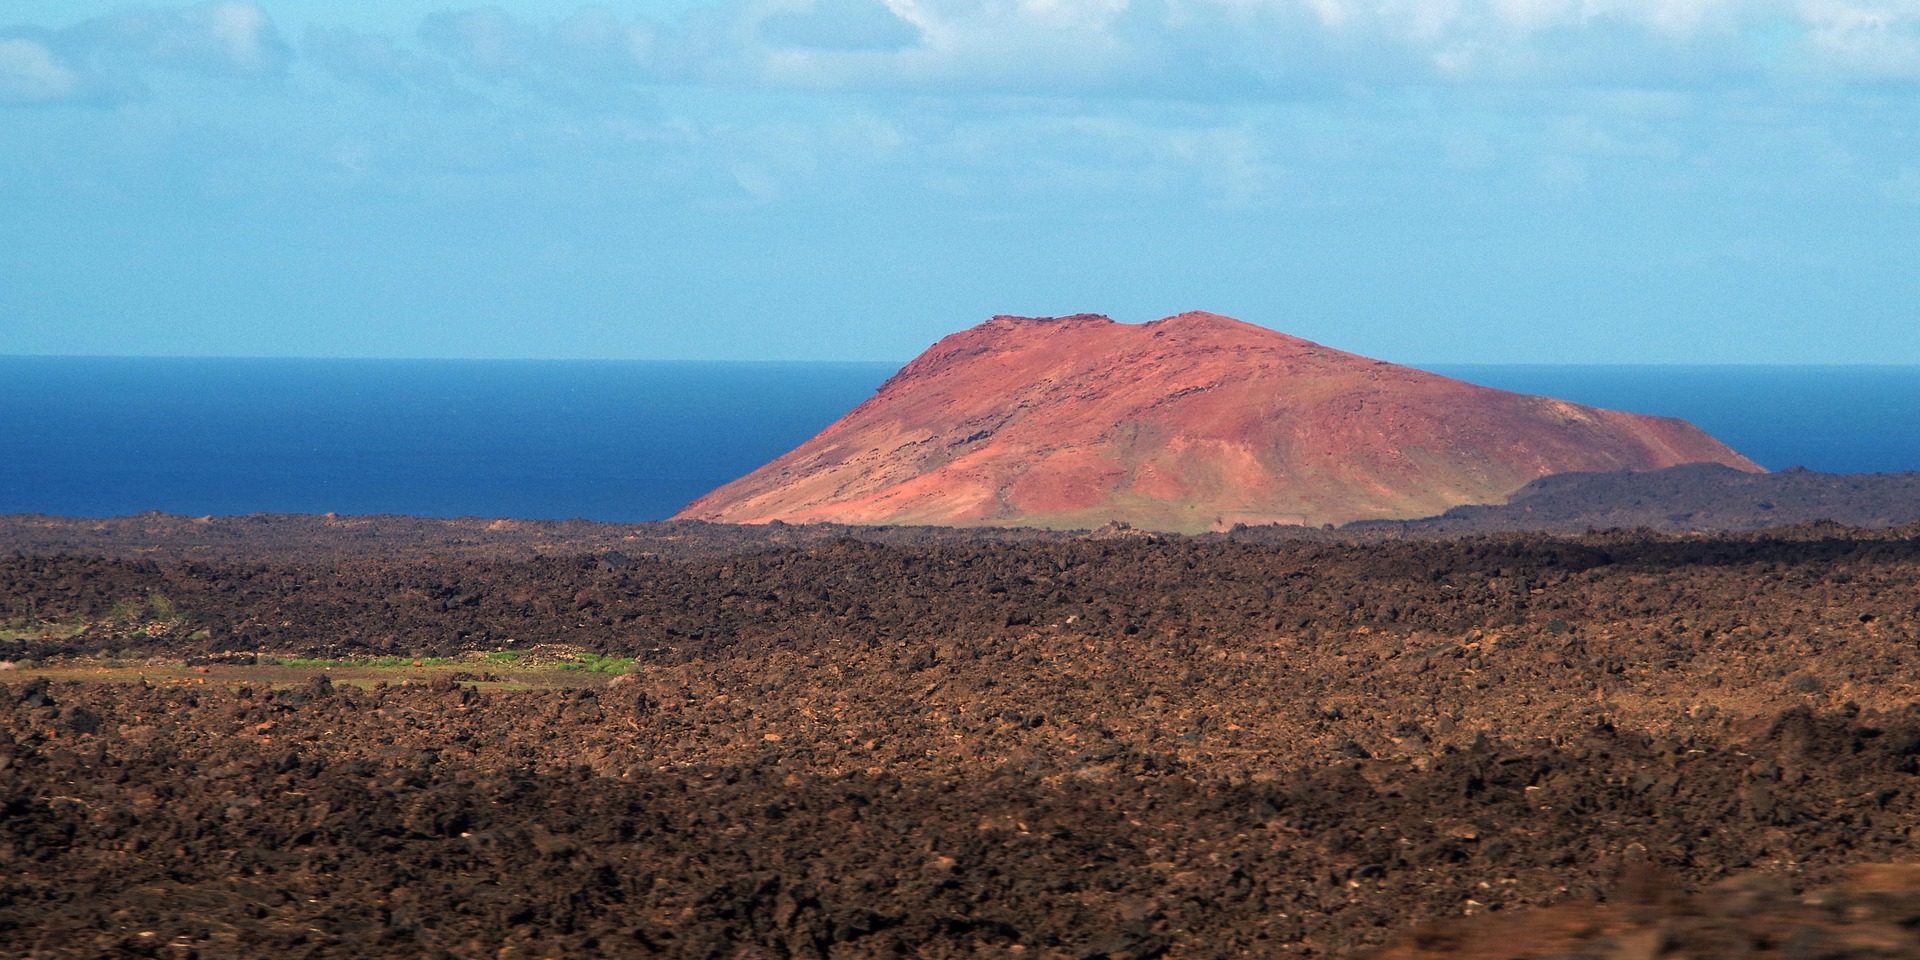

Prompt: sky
xmin=0 ymin=1 xmax=1916 ymax=364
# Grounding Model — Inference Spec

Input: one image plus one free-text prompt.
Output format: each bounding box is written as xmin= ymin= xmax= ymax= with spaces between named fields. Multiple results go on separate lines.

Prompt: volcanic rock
xmin=1368 ymin=464 xmax=1920 ymax=534
xmin=677 ymin=312 xmax=1760 ymax=532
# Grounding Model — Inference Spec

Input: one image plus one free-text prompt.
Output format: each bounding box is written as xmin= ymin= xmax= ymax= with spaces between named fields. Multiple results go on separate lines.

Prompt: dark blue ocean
xmin=3 ymin=357 xmax=1917 ymax=522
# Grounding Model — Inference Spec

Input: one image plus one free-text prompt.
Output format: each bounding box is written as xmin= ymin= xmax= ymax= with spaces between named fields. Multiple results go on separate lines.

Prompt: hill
xmin=677 ymin=312 xmax=1759 ymax=532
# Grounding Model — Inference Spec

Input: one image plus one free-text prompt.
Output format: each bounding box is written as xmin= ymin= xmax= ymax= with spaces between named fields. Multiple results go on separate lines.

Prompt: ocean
xmin=3 ymin=357 xmax=1917 ymax=522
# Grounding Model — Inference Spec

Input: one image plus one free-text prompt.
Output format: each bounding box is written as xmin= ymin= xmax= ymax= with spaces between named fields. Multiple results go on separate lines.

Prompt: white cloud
xmin=780 ymin=0 xmax=1920 ymax=94
xmin=103 ymin=1 xmax=290 ymax=75
xmin=304 ymin=25 xmax=468 ymax=101
xmin=415 ymin=6 xmax=668 ymax=100
xmin=1800 ymin=0 xmax=1920 ymax=79
xmin=760 ymin=0 xmax=922 ymax=50
xmin=0 ymin=2 xmax=290 ymax=107
xmin=200 ymin=2 xmax=276 ymax=71
xmin=0 ymin=37 xmax=80 ymax=103
xmin=421 ymin=9 xmax=538 ymax=74
xmin=1013 ymin=0 xmax=1131 ymax=30
xmin=8 ymin=0 xmax=1920 ymax=110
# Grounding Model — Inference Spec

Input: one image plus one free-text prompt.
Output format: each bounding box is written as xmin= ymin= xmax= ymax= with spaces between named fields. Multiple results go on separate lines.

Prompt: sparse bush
xmin=106 ymin=592 xmax=182 ymax=625
xmin=559 ymin=652 xmax=634 ymax=675
xmin=146 ymin=592 xmax=178 ymax=621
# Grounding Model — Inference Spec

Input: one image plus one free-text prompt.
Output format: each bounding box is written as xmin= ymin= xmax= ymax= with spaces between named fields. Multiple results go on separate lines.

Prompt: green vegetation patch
xmin=0 ymin=621 xmax=87 ymax=643
xmin=556 ymin=652 xmax=634 ymax=675
xmin=109 ymin=592 xmax=183 ymax=624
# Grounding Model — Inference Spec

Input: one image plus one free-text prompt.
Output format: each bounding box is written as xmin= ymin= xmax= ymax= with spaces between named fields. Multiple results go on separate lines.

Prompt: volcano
xmin=675 ymin=312 xmax=1762 ymax=533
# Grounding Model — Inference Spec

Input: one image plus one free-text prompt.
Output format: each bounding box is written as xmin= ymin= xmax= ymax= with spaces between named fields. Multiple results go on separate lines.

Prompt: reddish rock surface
xmin=676 ymin=312 xmax=1761 ymax=532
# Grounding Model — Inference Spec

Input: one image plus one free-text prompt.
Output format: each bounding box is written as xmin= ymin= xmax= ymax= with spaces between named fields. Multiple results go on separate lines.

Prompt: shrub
xmin=559 ymin=653 xmax=634 ymax=675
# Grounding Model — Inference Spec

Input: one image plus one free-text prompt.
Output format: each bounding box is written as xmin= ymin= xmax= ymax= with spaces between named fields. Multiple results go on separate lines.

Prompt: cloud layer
xmin=3 ymin=1 xmax=1916 ymax=364
xmin=4 ymin=0 xmax=1918 ymax=108
xmin=0 ymin=2 xmax=289 ymax=104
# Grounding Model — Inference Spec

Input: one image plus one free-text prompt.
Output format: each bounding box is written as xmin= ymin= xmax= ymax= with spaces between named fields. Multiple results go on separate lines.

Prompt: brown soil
xmin=4 ymin=517 xmax=1920 ymax=958
xmin=1368 ymin=862 xmax=1920 ymax=959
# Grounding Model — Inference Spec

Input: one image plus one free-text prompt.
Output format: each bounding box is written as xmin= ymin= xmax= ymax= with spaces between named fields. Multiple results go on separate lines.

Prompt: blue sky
xmin=1 ymin=1 xmax=1915 ymax=363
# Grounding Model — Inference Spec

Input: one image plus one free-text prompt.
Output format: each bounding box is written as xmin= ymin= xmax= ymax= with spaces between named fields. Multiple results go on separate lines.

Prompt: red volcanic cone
xmin=676 ymin=312 xmax=1761 ymax=533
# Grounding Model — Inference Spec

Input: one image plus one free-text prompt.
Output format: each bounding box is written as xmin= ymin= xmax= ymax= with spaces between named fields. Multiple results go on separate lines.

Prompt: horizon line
xmin=4 ymin=353 xmax=1920 ymax=369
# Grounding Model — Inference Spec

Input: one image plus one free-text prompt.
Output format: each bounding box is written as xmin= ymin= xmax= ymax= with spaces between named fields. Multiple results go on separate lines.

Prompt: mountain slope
xmin=676 ymin=312 xmax=1762 ymax=532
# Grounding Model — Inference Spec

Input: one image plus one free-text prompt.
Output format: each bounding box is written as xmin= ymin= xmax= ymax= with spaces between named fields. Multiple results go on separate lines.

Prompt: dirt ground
xmin=4 ymin=517 xmax=1920 ymax=958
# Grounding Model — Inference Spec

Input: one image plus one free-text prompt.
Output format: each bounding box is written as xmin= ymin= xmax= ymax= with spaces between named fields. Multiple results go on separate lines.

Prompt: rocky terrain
xmin=4 ymin=516 xmax=1920 ymax=957
xmin=677 ymin=312 xmax=1759 ymax=532
xmin=1370 ymin=862 xmax=1920 ymax=959
xmin=1368 ymin=464 xmax=1920 ymax=535
xmin=6 ymin=454 xmax=1918 ymax=575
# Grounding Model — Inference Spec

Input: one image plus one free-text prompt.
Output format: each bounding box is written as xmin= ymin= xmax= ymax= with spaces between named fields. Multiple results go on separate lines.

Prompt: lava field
xmin=4 ymin=516 xmax=1920 ymax=958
